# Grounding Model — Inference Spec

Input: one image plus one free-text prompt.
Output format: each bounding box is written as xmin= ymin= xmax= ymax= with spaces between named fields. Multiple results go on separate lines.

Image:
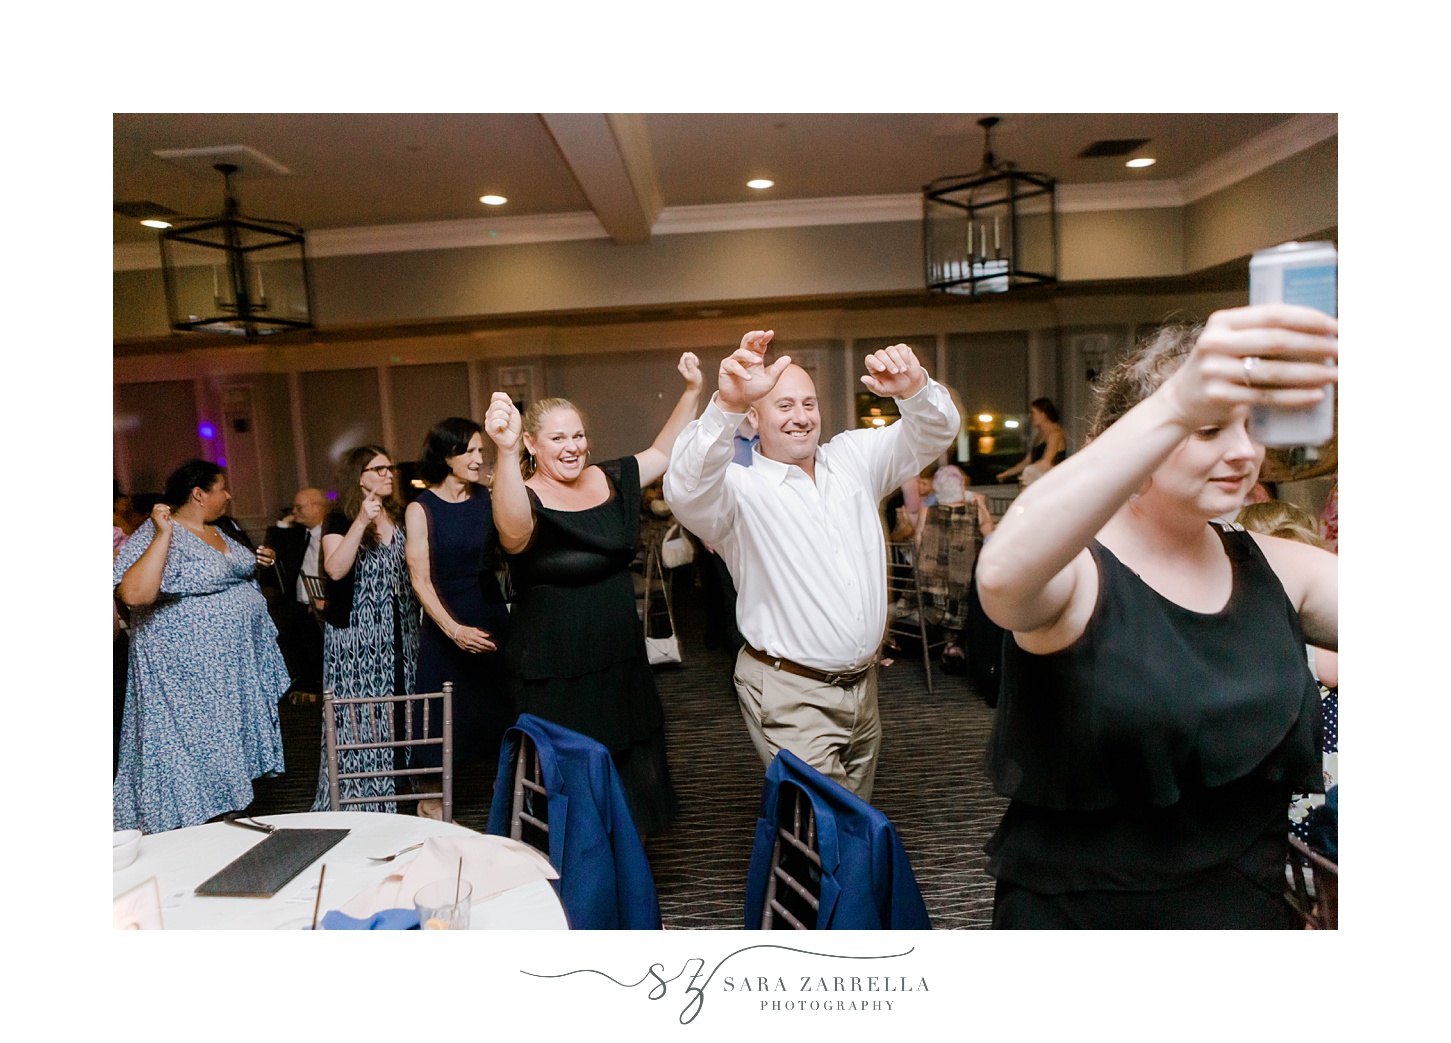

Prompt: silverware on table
xmin=367 ymin=842 xmax=424 ymax=863
xmin=222 ymin=813 xmax=275 ymax=835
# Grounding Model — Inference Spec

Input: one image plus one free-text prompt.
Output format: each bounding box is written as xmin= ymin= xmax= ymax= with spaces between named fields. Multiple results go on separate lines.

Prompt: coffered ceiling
xmin=114 ymin=113 xmax=1327 ymax=258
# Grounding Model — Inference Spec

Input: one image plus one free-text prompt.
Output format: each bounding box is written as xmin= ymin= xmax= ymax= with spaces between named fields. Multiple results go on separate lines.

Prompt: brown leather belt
xmin=744 ymin=644 xmax=873 ymax=688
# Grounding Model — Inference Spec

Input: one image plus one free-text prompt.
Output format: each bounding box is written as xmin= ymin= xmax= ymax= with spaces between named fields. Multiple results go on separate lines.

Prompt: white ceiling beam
xmin=539 ymin=113 xmax=662 ymax=244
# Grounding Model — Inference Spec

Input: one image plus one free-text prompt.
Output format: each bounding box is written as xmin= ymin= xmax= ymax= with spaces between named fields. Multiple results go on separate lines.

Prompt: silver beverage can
xmin=1247 ymin=240 xmax=1337 ymax=446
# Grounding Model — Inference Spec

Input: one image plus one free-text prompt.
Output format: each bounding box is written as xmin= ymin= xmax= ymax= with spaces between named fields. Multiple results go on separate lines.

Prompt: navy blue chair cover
xmin=744 ymin=749 xmax=931 ymax=929
xmin=487 ymin=714 xmax=661 ymax=930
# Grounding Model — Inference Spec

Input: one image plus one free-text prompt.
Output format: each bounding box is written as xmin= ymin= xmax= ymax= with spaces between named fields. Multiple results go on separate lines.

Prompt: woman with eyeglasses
xmin=310 ymin=445 xmax=420 ymax=812
xmin=405 ymin=417 xmax=512 ymax=818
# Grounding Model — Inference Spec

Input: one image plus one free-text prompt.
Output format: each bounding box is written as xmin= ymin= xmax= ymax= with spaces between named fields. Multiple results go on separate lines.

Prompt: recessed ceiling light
xmin=140 ymin=219 xmax=172 ymax=229
xmin=977 ymin=414 xmax=994 ymax=424
xmin=1126 ymin=157 xmax=1156 ymax=169
xmin=746 ymin=179 xmax=774 ymax=190
xmin=480 ymin=194 xmax=508 ymax=205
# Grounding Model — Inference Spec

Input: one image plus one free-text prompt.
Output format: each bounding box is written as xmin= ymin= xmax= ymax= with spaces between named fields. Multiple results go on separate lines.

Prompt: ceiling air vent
xmin=1078 ymin=138 xmax=1150 ymax=158
xmin=114 ymin=201 xmax=179 ymax=219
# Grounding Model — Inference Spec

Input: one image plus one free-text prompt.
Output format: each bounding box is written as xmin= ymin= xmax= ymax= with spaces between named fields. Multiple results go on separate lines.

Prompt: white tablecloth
xmin=112 ymin=811 xmax=566 ymax=930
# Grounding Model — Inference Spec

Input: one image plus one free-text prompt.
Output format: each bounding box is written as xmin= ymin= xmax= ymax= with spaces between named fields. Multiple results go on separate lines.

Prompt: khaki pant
xmin=733 ymin=648 xmax=881 ymax=802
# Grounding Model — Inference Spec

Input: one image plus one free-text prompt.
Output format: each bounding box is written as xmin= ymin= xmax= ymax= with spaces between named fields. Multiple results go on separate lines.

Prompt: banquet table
xmin=113 ymin=811 xmax=567 ymax=930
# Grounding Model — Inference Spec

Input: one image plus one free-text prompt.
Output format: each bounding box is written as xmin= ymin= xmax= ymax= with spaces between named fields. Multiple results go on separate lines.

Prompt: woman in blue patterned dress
xmin=114 ymin=460 xmax=289 ymax=834
xmin=311 ymin=445 xmax=420 ymax=811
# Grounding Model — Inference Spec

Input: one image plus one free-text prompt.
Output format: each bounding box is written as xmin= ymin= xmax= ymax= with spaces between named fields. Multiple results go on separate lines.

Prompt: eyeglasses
xmin=363 ymin=465 xmax=398 ymax=477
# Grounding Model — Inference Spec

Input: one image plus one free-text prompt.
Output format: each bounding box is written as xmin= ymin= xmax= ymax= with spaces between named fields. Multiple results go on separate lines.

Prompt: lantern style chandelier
xmin=157 ymin=162 xmax=315 ymax=338
xmin=923 ymin=116 xmax=1059 ymax=297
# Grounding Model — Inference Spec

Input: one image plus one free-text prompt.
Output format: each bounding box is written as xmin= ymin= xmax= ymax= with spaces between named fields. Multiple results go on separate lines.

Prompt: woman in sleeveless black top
xmin=482 ymin=353 xmax=705 ymax=835
xmin=996 ymin=397 xmax=1067 ymax=485
xmin=975 ymin=306 xmax=1339 ymax=928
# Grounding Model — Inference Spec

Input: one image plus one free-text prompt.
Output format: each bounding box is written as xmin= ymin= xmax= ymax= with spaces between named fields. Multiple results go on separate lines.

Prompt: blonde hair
xmin=1235 ymin=500 xmax=1327 ymax=549
xmin=520 ymin=397 xmax=587 ymax=479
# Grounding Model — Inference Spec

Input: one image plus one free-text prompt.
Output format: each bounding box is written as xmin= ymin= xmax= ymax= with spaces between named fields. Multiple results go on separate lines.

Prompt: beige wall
xmin=1185 ymin=137 xmax=1338 ymax=273
xmin=390 ymin=362 xmax=472 ymax=464
xmin=1061 ymin=208 xmax=1185 ymax=279
xmin=115 ymin=223 xmax=929 ymax=340
xmin=114 ymin=380 xmax=199 ymax=495
xmin=114 ymin=267 xmax=170 ymax=341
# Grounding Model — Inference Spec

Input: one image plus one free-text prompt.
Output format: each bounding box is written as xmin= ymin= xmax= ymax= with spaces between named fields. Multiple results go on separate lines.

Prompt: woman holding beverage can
xmin=975 ymin=302 xmax=1338 ymax=928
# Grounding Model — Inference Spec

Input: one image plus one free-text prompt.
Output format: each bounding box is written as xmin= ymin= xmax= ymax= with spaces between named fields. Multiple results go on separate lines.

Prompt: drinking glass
xmin=414 ymin=879 xmax=472 ymax=930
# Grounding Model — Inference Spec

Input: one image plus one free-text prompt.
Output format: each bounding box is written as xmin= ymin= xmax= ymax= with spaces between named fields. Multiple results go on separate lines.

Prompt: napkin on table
xmin=114 ymin=877 xmax=164 ymax=930
xmin=338 ymin=834 xmax=557 ymax=919
xmin=319 ymin=908 xmax=420 ymax=930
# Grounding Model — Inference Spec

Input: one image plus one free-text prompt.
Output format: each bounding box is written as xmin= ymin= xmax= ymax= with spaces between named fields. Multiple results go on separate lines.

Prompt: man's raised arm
xmin=856 ymin=343 xmax=961 ymax=495
xmin=664 ymin=330 xmax=790 ymax=545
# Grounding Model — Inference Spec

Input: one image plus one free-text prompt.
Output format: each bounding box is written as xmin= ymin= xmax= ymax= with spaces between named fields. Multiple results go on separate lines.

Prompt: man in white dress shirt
xmin=665 ymin=330 xmax=960 ymax=799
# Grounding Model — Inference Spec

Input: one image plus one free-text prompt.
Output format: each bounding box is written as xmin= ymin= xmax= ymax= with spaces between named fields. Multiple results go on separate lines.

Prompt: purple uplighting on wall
xmin=199 ymin=422 xmax=216 ymax=439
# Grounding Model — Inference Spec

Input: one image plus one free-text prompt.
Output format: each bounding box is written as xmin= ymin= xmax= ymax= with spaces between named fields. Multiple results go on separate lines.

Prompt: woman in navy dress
xmin=114 ymin=460 xmax=289 ymax=833
xmin=405 ymin=417 xmax=511 ymax=818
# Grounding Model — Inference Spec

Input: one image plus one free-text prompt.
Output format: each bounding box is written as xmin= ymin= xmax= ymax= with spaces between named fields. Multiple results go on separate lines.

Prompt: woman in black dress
xmin=974 ymin=304 xmax=1338 ymax=928
xmin=405 ymin=417 xmax=511 ymax=818
xmin=483 ymin=353 xmax=704 ymax=835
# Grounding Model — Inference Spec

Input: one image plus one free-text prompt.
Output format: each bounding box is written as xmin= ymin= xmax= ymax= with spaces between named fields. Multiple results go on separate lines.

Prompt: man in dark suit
xmin=260 ymin=488 xmax=328 ymax=697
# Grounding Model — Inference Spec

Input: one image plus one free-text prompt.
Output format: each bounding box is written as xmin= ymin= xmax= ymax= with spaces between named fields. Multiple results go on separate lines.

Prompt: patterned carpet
xmin=247 ymin=579 xmax=1007 ymax=930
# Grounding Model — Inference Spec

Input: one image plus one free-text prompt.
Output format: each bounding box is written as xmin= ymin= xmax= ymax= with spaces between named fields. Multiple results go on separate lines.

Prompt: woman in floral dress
xmin=114 ymin=460 xmax=288 ymax=834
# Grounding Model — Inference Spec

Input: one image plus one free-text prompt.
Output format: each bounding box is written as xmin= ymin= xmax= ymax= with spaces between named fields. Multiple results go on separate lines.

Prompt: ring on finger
xmin=1241 ymin=356 xmax=1262 ymax=387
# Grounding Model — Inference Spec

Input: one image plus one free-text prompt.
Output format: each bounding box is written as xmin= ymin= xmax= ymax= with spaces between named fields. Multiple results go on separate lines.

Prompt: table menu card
xmin=195 ymin=828 xmax=350 ymax=897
